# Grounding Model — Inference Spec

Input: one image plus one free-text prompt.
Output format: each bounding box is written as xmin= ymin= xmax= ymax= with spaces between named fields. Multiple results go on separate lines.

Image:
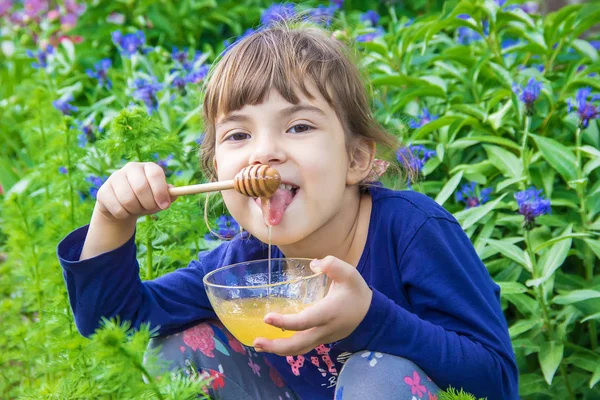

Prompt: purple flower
xmin=205 ymin=215 xmax=240 ymax=240
xmin=171 ymin=75 xmax=187 ymax=92
xmin=409 ymin=108 xmax=437 ymax=129
xmin=590 ymin=40 xmax=600 ymax=51
xmin=513 ymin=77 xmax=542 ymax=115
xmin=76 ymin=120 xmax=97 ymax=147
xmin=131 ymin=77 xmax=162 ymax=115
xmin=186 ymin=64 xmax=209 ymax=84
xmin=495 ymin=0 xmax=507 ymax=5
xmin=360 ymin=10 xmax=379 ymax=26
xmin=260 ymin=4 xmax=295 ymax=26
xmin=86 ymin=58 xmax=112 ymax=89
xmin=152 ymin=153 xmax=173 ymax=170
xmin=568 ymin=87 xmax=600 ymax=129
xmin=331 ymin=0 xmax=343 ymax=8
xmin=309 ymin=5 xmax=336 ymax=26
xmin=356 ymin=27 xmax=384 ymax=42
xmin=52 ymin=94 xmax=78 ymax=115
xmin=501 ymin=38 xmax=521 ymax=49
xmin=24 ymin=0 xmax=48 ymax=18
xmin=85 ymin=175 xmax=107 ymax=199
xmin=515 ymin=187 xmax=551 ymax=230
xmin=520 ymin=2 xmax=538 ymax=14
xmin=171 ymin=46 xmax=188 ymax=64
xmin=106 ymin=12 xmax=125 ymax=25
xmin=26 ymin=45 xmax=53 ymax=69
xmin=0 ymin=0 xmax=12 ymax=16
xmin=396 ymin=144 xmax=436 ymax=176
xmin=455 ymin=182 xmax=492 ymax=208
xmin=58 ymin=166 xmax=68 ymax=174
xmin=112 ymin=30 xmax=148 ymax=58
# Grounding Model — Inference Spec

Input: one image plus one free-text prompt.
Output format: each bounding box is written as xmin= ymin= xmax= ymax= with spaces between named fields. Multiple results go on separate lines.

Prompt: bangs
xmin=203 ymin=26 xmax=343 ymax=123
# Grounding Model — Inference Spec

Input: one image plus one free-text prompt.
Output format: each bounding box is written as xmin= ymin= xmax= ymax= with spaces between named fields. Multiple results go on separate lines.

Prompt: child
xmin=58 ymin=23 xmax=519 ymax=400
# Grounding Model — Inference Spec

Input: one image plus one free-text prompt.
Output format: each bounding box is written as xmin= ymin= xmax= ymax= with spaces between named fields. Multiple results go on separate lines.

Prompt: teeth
xmin=279 ymin=183 xmax=297 ymax=191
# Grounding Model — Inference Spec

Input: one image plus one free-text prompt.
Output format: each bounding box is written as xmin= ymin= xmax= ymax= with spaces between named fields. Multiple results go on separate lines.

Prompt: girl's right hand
xmin=95 ymin=162 xmax=177 ymax=223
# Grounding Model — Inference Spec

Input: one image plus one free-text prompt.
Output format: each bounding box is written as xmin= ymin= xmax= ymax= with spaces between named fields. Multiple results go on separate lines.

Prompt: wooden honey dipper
xmin=168 ymin=165 xmax=281 ymax=198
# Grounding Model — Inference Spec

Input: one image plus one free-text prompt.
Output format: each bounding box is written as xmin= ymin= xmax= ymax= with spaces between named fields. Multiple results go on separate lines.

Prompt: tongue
xmin=261 ymin=188 xmax=293 ymax=226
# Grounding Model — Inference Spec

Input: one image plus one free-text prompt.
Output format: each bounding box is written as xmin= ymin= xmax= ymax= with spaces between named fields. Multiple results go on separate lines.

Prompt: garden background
xmin=1 ymin=0 xmax=600 ymax=398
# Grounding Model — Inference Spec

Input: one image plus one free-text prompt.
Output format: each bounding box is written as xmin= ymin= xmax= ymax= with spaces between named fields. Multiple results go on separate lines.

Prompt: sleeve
xmin=57 ymin=225 xmax=218 ymax=338
xmin=333 ymin=217 xmax=519 ymax=400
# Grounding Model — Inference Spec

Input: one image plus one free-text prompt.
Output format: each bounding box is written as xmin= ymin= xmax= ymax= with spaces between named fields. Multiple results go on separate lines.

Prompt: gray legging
xmin=144 ymin=321 xmax=440 ymax=399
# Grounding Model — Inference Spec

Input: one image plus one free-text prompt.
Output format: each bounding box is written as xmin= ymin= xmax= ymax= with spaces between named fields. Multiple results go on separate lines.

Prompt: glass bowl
xmin=203 ymin=258 xmax=330 ymax=346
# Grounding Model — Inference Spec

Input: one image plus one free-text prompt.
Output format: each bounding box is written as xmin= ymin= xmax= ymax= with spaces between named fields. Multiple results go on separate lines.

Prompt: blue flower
xmin=568 ymin=87 xmax=600 ymax=129
xmin=58 ymin=166 xmax=68 ymax=174
xmin=186 ymin=64 xmax=210 ymax=84
xmin=52 ymin=94 xmax=78 ymax=115
xmin=76 ymin=120 xmax=97 ymax=147
xmin=589 ymin=40 xmax=600 ymax=51
xmin=86 ymin=58 xmax=112 ymax=90
xmin=85 ymin=175 xmax=108 ymax=199
xmin=152 ymin=153 xmax=174 ymax=170
xmin=309 ymin=5 xmax=336 ymax=26
xmin=501 ymin=38 xmax=521 ymax=49
xmin=196 ymin=133 xmax=205 ymax=145
xmin=577 ymin=65 xmax=598 ymax=78
xmin=396 ymin=144 xmax=436 ymax=177
xmin=171 ymin=46 xmax=188 ymax=64
xmin=455 ymin=182 xmax=493 ymax=208
xmin=409 ymin=108 xmax=437 ymax=129
xmin=260 ymin=4 xmax=295 ymax=26
xmin=205 ymin=215 xmax=240 ymax=240
xmin=513 ymin=77 xmax=542 ymax=115
xmin=515 ymin=187 xmax=551 ymax=230
xmin=131 ymin=77 xmax=163 ymax=115
xmin=331 ymin=0 xmax=344 ymax=8
xmin=360 ymin=10 xmax=379 ymax=26
xmin=26 ymin=45 xmax=53 ymax=69
xmin=356 ymin=27 xmax=384 ymax=42
xmin=171 ymin=75 xmax=187 ymax=92
xmin=112 ymin=30 xmax=149 ymax=58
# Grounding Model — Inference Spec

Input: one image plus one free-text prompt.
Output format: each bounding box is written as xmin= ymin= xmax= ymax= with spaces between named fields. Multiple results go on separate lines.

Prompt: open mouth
xmin=255 ymin=182 xmax=299 ymax=226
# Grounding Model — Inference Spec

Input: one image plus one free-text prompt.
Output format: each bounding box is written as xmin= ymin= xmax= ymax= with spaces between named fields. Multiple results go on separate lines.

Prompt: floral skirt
xmin=144 ymin=321 xmax=440 ymax=399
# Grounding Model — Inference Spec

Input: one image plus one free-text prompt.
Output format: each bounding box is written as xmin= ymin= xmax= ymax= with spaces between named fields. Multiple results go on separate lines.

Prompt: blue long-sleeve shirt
xmin=57 ymin=184 xmax=519 ymax=399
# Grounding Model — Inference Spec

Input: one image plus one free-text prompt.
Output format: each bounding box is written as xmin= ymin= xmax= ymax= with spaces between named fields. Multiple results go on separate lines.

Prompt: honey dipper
xmin=168 ymin=165 xmax=281 ymax=198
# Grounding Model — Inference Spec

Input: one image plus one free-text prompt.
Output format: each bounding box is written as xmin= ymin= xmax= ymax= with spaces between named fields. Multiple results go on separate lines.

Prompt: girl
xmin=58 ymin=23 xmax=519 ymax=400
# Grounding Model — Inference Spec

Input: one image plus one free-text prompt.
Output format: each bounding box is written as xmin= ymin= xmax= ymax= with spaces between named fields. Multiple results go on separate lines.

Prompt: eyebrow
xmin=216 ymin=104 xmax=326 ymax=128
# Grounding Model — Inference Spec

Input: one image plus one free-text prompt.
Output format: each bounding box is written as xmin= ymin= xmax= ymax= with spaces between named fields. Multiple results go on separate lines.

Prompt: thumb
xmin=311 ymin=256 xmax=356 ymax=283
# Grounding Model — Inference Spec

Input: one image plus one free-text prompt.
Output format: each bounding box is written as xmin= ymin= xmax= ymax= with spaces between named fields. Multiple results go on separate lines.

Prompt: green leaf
xmin=497 ymin=281 xmax=528 ymax=295
xmin=584 ymin=239 xmax=600 ymax=260
xmin=572 ymin=39 xmax=599 ymax=62
xmin=454 ymin=193 xmax=508 ymax=230
xmin=591 ymin=365 xmax=600 ymax=389
xmin=488 ymin=62 xmax=514 ymax=90
xmin=484 ymin=145 xmax=523 ymax=179
xmin=450 ymin=136 xmax=521 ymax=151
xmin=526 ymin=226 xmax=573 ymax=287
xmin=539 ymin=341 xmax=564 ymax=385
xmin=483 ymin=239 xmax=527 ymax=267
xmin=534 ymin=232 xmax=591 ymax=252
xmin=435 ymin=171 xmax=463 ymax=206
xmin=509 ymin=318 xmax=541 ymax=338
xmin=412 ymin=116 xmax=464 ymax=140
xmin=553 ymin=290 xmax=600 ymax=305
xmin=582 ymin=312 xmax=600 ymax=323
xmin=532 ymin=135 xmax=578 ymax=183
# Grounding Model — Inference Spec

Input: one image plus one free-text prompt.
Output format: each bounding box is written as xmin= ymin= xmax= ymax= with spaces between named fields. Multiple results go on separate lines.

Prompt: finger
xmin=144 ymin=162 xmax=171 ymax=209
xmin=264 ymin=302 xmax=330 ymax=332
xmin=253 ymin=329 xmax=322 ymax=356
xmin=126 ymin=165 xmax=159 ymax=211
xmin=311 ymin=256 xmax=356 ymax=283
xmin=110 ymin=175 xmax=143 ymax=215
xmin=101 ymin=181 xmax=133 ymax=220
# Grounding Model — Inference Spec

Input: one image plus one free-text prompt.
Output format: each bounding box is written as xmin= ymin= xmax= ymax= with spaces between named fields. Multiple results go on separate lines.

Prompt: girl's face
xmin=214 ymin=83 xmax=362 ymax=246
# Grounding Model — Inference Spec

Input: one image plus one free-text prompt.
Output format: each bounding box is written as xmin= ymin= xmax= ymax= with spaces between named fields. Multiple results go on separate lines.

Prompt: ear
xmin=346 ymin=139 xmax=376 ymax=185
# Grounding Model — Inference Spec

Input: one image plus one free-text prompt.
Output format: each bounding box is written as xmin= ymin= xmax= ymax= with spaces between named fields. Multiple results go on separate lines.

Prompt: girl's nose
xmin=249 ymin=135 xmax=286 ymax=165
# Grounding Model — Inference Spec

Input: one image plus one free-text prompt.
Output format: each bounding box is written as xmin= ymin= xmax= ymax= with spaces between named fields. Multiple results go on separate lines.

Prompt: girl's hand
xmin=253 ymin=256 xmax=373 ymax=356
xmin=96 ymin=162 xmax=177 ymax=223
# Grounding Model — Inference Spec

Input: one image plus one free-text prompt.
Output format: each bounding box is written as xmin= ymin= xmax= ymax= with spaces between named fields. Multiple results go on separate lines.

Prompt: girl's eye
xmin=288 ymin=124 xmax=313 ymax=134
xmin=226 ymin=132 xmax=250 ymax=141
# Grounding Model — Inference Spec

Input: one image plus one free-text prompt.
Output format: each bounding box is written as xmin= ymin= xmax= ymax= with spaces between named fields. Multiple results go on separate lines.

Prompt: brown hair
xmin=199 ymin=21 xmax=416 ymax=238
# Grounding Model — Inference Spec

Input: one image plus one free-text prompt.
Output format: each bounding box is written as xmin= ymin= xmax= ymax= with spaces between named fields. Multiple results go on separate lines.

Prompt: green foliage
xmin=1 ymin=0 xmax=600 ymax=398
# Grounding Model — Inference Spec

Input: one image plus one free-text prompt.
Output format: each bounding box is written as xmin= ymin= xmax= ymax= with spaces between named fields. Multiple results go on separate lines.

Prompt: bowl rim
xmin=202 ymin=257 xmax=324 ymax=290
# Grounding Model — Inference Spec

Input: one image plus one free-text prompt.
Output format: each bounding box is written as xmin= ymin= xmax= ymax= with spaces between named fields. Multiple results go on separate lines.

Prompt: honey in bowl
xmin=203 ymin=258 xmax=329 ymax=347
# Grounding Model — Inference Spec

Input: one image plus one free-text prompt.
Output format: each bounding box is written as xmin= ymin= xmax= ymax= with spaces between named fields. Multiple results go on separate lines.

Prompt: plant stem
xmin=520 ymin=116 xmax=531 ymax=189
xmin=16 ymin=198 xmax=42 ymax=318
xmin=65 ymin=120 xmax=76 ymax=230
xmin=118 ymin=346 xmax=164 ymax=400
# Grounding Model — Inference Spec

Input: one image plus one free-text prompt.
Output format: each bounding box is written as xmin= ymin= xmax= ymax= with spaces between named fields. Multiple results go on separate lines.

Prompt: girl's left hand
xmin=253 ymin=256 xmax=373 ymax=356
